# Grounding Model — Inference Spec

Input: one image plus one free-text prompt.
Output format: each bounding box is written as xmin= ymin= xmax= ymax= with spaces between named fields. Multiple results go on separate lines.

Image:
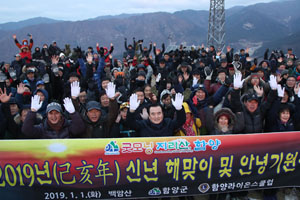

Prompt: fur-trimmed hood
xmin=214 ymin=108 xmax=236 ymax=131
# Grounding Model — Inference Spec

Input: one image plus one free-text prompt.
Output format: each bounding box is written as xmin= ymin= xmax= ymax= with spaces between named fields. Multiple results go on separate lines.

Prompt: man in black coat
xmin=126 ymin=93 xmax=186 ymax=137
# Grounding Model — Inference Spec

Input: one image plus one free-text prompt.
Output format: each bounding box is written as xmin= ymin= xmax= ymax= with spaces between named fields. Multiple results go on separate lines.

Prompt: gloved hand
xmin=233 ymin=72 xmax=244 ymax=89
xmin=269 ymin=75 xmax=278 ymax=90
xmin=71 ymin=81 xmax=80 ymax=98
xmin=232 ymin=61 xmax=242 ymax=71
xmin=63 ymin=97 xmax=75 ymax=114
xmin=297 ymin=84 xmax=300 ymax=98
xmin=277 ymin=85 xmax=285 ymax=97
xmin=204 ymin=66 xmax=213 ymax=80
xmin=129 ymin=94 xmax=140 ymax=111
xmin=105 ymin=82 xmax=116 ymax=99
xmin=192 ymin=77 xmax=198 ymax=87
xmin=156 ymin=73 xmax=161 ymax=82
xmin=31 ymin=95 xmax=43 ymax=112
xmin=171 ymin=93 xmax=184 ymax=110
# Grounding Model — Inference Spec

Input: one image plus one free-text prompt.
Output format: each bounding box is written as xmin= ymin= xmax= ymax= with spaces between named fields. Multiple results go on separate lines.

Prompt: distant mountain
xmin=256 ymin=31 xmax=300 ymax=58
xmin=89 ymin=13 xmax=141 ymax=21
xmin=0 ymin=0 xmax=300 ymax=61
xmin=0 ymin=17 xmax=62 ymax=31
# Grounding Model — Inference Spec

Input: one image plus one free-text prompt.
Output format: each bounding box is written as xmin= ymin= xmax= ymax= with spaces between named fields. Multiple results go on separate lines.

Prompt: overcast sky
xmin=0 ymin=0 xmax=276 ymax=23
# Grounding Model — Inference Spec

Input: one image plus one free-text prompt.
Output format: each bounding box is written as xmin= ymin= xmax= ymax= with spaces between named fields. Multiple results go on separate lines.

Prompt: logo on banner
xmin=154 ymin=139 xmax=192 ymax=154
xmin=198 ymin=183 xmax=210 ymax=193
xmin=104 ymin=141 xmax=120 ymax=155
xmin=148 ymin=187 xmax=162 ymax=196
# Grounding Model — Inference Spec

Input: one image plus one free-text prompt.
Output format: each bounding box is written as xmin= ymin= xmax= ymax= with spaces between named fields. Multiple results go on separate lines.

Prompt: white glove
xmin=269 ymin=75 xmax=278 ymax=90
xmin=105 ymin=82 xmax=116 ymax=99
xmin=192 ymin=77 xmax=198 ymax=87
xmin=156 ymin=73 xmax=161 ymax=82
xmin=63 ymin=97 xmax=75 ymax=114
xmin=277 ymin=85 xmax=285 ymax=98
xmin=171 ymin=93 xmax=184 ymax=110
xmin=206 ymin=71 xmax=213 ymax=80
xmin=129 ymin=94 xmax=140 ymax=111
xmin=298 ymin=87 xmax=300 ymax=98
xmin=71 ymin=81 xmax=80 ymax=98
xmin=233 ymin=73 xmax=244 ymax=89
xmin=31 ymin=95 xmax=43 ymax=112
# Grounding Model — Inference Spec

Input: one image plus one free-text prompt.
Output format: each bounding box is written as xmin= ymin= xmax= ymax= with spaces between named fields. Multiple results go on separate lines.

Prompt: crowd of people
xmin=0 ymin=34 xmax=299 ymax=199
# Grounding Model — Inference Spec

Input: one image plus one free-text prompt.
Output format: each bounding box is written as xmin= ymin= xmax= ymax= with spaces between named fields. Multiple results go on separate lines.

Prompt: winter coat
xmin=126 ymin=108 xmax=186 ymax=137
xmin=81 ymin=99 xmax=118 ymax=138
xmin=206 ymin=107 xmax=244 ymax=135
xmin=188 ymin=84 xmax=229 ymax=134
xmin=124 ymin=39 xmax=136 ymax=59
xmin=22 ymin=111 xmax=85 ymax=139
xmin=33 ymin=89 xmax=49 ymax=117
xmin=174 ymin=118 xmax=201 ymax=136
xmin=110 ymin=118 xmax=136 ymax=138
xmin=204 ymin=80 xmax=223 ymax=96
xmin=265 ymin=96 xmax=300 ymax=132
xmin=230 ymin=89 xmax=277 ymax=134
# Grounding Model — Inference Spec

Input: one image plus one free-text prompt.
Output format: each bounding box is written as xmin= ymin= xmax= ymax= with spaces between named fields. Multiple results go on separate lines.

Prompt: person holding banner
xmin=22 ymin=96 xmax=86 ymax=138
xmin=126 ymin=93 xmax=186 ymax=137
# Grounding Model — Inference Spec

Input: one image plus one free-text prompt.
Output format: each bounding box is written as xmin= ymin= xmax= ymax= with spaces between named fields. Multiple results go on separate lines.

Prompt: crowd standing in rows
xmin=0 ymin=34 xmax=299 ymax=199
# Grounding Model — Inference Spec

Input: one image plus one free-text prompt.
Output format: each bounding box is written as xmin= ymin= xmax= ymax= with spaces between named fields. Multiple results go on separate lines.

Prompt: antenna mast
xmin=207 ymin=0 xmax=225 ymax=52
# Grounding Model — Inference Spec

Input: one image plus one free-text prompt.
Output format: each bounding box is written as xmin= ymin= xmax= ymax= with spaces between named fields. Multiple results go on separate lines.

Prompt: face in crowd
xmin=120 ymin=108 xmax=128 ymax=120
xmin=87 ymin=109 xmax=101 ymax=123
xmin=144 ymin=86 xmax=151 ymax=99
xmin=279 ymin=109 xmax=290 ymax=123
xmin=162 ymin=95 xmax=171 ymax=107
xmin=148 ymin=105 xmax=164 ymax=125
xmin=47 ymin=110 xmax=62 ymax=125
xmin=245 ymin=100 xmax=258 ymax=113
xmin=100 ymin=94 xmax=109 ymax=108
xmin=135 ymin=91 xmax=145 ymax=104
xmin=195 ymin=89 xmax=206 ymax=101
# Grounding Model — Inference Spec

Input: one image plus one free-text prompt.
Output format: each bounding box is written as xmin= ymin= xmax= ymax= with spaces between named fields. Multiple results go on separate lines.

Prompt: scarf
xmin=182 ymin=118 xmax=196 ymax=136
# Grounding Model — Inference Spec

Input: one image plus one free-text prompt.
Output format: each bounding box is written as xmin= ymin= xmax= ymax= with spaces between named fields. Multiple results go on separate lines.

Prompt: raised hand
xmin=17 ymin=83 xmax=26 ymax=94
xmin=31 ymin=95 xmax=43 ymax=112
xmin=129 ymin=94 xmax=140 ymax=111
xmin=105 ymin=82 xmax=116 ymax=99
xmin=156 ymin=73 xmax=161 ymax=83
xmin=71 ymin=81 xmax=80 ymax=99
xmin=140 ymin=108 xmax=149 ymax=120
xmin=233 ymin=73 xmax=244 ymax=89
xmin=204 ymin=66 xmax=213 ymax=80
xmin=192 ymin=77 xmax=198 ymax=87
xmin=253 ymin=85 xmax=264 ymax=97
xmin=171 ymin=93 xmax=184 ymax=110
xmin=63 ymin=97 xmax=75 ymax=114
xmin=51 ymin=55 xmax=59 ymax=65
xmin=277 ymin=85 xmax=285 ymax=97
xmin=86 ymin=53 xmax=93 ymax=64
xmin=294 ymin=83 xmax=300 ymax=98
xmin=0 ymin=88 xmax=12 ymax=103
xmin=269 ymin=75 xmax=278 ymax=90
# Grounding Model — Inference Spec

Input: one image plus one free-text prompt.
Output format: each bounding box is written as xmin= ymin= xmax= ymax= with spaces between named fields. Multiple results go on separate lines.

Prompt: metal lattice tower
xmin=207 ymin=0 xmax=225 ymax=52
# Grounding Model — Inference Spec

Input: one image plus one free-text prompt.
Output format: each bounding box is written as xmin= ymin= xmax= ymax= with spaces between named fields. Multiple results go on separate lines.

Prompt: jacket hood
xmin=214 ymin=108 xmax=236 ymax=131
xmin=33 ymin=89 xmax=49 ymax=116
xmin=160 ymin=89 xmax=171 ymax=105
xmin=177 ymin=64 xmax=192 ymax=72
